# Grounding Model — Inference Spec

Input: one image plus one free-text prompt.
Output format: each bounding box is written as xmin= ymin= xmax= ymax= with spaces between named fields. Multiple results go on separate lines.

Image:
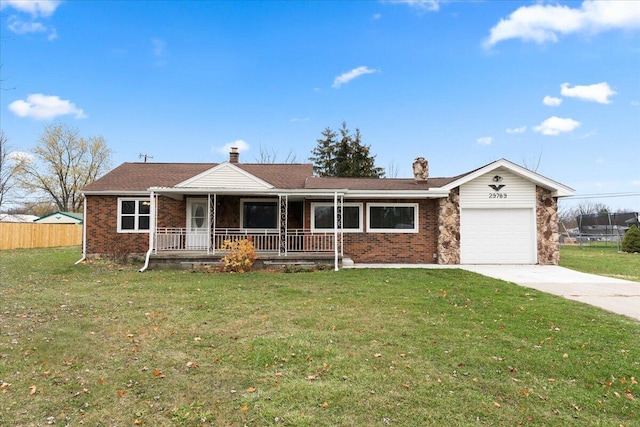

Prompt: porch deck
xmin=148 ymin=250 xmax=341 ymax=270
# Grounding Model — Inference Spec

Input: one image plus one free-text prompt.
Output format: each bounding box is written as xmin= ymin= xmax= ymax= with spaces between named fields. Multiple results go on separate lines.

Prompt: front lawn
xmin=1 ymin=247 xmax=638 ymax=426
xmin=560 ymin=244 xmax=640 ymax=282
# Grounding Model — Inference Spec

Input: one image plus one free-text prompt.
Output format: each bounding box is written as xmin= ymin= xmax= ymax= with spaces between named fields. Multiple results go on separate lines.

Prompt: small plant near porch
xmin=221 ymin=238 xmax=257 ymax=272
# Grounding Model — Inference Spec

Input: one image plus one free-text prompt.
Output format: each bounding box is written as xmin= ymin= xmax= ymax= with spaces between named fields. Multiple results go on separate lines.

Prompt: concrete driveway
xmin=460 ymin=265 xmax=640 ymax=321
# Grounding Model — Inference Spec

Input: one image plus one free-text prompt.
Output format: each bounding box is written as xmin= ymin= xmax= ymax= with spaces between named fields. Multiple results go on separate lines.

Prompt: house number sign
xmin=488 ymin=176 xmax=507 ymax=198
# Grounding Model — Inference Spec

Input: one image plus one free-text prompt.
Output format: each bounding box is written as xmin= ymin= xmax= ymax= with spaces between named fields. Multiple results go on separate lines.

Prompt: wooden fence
xmin=0 ymin=223 xmax=83 ymax=250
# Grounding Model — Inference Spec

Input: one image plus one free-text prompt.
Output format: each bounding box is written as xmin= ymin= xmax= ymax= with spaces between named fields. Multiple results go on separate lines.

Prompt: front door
xmin=186 ymin=199 xmax=209 ymax=250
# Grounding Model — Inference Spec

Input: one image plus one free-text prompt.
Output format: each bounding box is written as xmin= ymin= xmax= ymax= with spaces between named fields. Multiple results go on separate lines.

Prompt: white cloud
xmin=8 ymin=94 xmax=87 ymax=120
xmin=476 ymin=136 xmax=493 ymax=145
xmin=8 ymin=151 xmax=33 ymax=163
xmin=385 ymin=0 xmax=440 ymax=12
xmin=151 ymin=38 xmax=166 ymax=56
xmin=533 ymin=116 xmax=580 ymax=136
xmin=332 ymin=66 xmax=379 ymax=89
xmin=506 ymin=126 xmax=527 ymax=134
xmin=560 ymin=82 xmax=616 ymax=104
xmin=0 ymin=0 xmax=61 ymax=17
xmin=543 ymin=96 xmax=562 ymax=106
xmin=632 ymin=180 xmax=640 ymax=186
xmin=7 ymin=15 xmax=57 ymax=39
xmin=483 ymin=1 xmax=640 ymax=47
xmin=3 ymin=1 xmax=60 ymax=39
xmin=290 ymin=117 xmax=310 ymax=122
xmin=215 ymin=139 xmax=250 ymax=155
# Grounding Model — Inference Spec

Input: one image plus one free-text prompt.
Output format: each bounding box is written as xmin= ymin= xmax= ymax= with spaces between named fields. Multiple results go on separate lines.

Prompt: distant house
xmin=81 ymin=149 xmax=574 ymax=270
xmin=34 ymin=211 xmax=83 ymax=225
xmin=0 ymin=214 xmax=39 ymax=223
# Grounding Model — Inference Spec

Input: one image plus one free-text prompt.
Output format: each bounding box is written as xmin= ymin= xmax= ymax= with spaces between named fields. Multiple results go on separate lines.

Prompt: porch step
xmin=148 ymin=252 xmax=341 ymax=270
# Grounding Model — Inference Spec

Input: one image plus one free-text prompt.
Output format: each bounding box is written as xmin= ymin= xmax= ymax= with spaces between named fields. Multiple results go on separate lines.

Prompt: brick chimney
xmin=229 ymin=147 xmax=239 ymax=163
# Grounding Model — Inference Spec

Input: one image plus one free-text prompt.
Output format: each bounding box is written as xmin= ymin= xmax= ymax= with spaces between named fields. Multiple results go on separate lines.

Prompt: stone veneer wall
xmin=536 ymin=186 xmax=559 ymax=265
xmin=436 ymin=188 xmax=460 ymax=264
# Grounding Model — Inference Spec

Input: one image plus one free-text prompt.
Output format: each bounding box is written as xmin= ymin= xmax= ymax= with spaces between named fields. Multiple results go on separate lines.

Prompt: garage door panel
xmin=461 ymin=208 xmax=536 ymax=264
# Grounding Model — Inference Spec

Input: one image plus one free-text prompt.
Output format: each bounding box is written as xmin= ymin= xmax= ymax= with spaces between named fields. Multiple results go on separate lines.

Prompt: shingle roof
xmin=83 ymin=162 xmax=467 ymax=193
xmin=83 ymin=162 xmax=315 ymax=192
xmin=303 ymin=176 xmax=458 ymax=190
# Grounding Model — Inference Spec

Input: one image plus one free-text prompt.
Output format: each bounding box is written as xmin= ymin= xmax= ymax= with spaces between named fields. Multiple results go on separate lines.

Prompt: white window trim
xmin=311 ymin=202 xmax=363 ymax=233
xmin=366 ymin=202 xmax=419 ymax=233
xmin=240 ymin=198 xmax=279 ymax=230
xmin=117 ymin=197 xmax=151 ymax=233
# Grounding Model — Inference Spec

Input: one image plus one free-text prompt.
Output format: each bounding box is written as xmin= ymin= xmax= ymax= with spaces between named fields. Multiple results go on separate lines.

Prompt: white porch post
xmin=279 ymin=195 xmax=288 ymax=256
xmin=334 ymin=191 xmax=339 ymax=271
xmin=206 ymin=193 xmax=211 ymax=255
xmin=210 ymin=194 xmax=217 ymax=254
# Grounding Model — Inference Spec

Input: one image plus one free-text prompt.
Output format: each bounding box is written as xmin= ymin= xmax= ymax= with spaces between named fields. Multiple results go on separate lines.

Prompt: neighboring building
xmin=0 ymin=214 xmax=39 ymax=223
xmin=34 ymin=211 xmax=83 ymax=225
xmin=80 ymin=149 xmax=574 ymax=269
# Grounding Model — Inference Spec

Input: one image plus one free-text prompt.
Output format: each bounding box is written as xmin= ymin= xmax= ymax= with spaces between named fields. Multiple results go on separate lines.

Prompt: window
xmin=367 ymin=203 xmax=418 ymax=233
xmin=311 ymin=203 xmax=362 ymax=232
xmin=241 ymin=199 xmax=278 ymax=229
xmin=118 ymin=198 xmax=150 ymax=232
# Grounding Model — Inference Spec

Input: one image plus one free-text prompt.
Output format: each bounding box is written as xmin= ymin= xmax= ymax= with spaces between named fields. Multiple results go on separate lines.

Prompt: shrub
xmin=621 ymin=224 xmax=640 ymax=253
xmin=221 ymin=238 xmax=256 ymax=273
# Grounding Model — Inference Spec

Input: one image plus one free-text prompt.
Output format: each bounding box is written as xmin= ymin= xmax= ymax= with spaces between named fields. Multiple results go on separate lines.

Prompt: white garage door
xmin=460 ymin=208 xmax=536 ymax=264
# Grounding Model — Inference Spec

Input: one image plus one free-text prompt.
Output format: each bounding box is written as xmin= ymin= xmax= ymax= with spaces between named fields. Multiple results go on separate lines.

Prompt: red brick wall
xmin=85 ymin=195 xmax=185 ymax=255
xmin=304 ymin=198 xmax=438 ymax=263
xmin=87 ymin=194 xmax=438 ymax=263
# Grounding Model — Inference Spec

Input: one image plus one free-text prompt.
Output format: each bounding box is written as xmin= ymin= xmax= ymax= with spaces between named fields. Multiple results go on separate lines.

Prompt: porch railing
xmin=154 ymin=228 xmax=340 ymax=253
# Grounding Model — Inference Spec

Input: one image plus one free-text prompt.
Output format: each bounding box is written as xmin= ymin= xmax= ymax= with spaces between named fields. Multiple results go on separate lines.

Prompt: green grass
xmin=1 ymin=247 xmax=638 ymax=426
xmin=560 ymin=244 xmax=640 ymax=282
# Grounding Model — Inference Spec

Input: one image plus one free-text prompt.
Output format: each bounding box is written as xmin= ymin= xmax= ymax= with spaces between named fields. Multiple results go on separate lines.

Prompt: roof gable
xmin=442 ymin=159 xmax=574 ymax=197
xmin=34 ymin=211 xmax=83 ymax=224
xmin=176 ymin=162 xmax=274 ymax=190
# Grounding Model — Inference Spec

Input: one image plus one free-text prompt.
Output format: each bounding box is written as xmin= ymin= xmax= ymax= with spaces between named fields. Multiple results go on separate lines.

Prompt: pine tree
xmin=309 ymin=122 xmax=384 ymax=178
xmin=621 ymin=224 xmax=640 ymax=253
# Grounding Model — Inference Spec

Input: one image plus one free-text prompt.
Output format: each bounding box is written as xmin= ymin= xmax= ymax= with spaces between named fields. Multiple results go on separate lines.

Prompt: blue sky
xmin=1 ymin=0 xmax=639 ymax=211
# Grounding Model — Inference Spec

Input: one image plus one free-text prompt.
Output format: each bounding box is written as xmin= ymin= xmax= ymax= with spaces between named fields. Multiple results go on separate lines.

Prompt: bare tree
xmin=386 ymin=159 xmax=399 ymax=178
xmin=522 ymin=151 xmax=543 ymax=172
xmin=254 ymin=145 xmax=298 ymax=163
xmin=15 ymin=123 xmax=112 ymax=212
xmin=0 ymin=130 xmax=19 ymax=210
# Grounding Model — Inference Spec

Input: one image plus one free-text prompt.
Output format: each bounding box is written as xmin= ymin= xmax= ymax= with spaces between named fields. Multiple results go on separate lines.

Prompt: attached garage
xmin=458 ymin=167 xmax=539 ymax=264
xmin=460 ymin=208 xmax=536 ymax=264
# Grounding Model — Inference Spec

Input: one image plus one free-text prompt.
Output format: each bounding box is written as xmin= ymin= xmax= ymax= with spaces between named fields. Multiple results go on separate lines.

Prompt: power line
xmin=563 ymin=192 xmax=640 ymax=200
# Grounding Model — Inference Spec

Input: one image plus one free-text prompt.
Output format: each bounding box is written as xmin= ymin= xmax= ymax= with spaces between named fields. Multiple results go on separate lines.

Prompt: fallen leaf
xmin=247 ymin=387 xmax=256 ymax=393
xmin=374 ymin=353 xmax=382 ymax=358
xmin=29 ymin=385 xmax=37 ymax=395
xmin=321 ymin=402 xmax=328 ymax=408
xmin=625 ymin=391 xmax=635 ymax=401
xmin=241 ymin=404 xmax=249 ymax=411
xmin=493 ymin=402 xmax=501 ymax=408
xmin=186 ymin=361 xmax=199 ymax=369
xmin=117 ymin=390 xmax=126 ymax=397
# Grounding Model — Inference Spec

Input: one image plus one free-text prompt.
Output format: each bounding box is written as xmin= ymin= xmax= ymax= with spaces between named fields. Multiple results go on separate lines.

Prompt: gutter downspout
xmin=139 ymin=190 xmax=156 ymax=272
xmin=74 ymin=194 xmax=87 ymax=265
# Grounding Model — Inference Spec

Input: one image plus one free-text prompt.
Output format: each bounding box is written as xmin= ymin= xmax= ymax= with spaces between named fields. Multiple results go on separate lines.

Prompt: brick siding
xmin=304 ymin=198 xmax=438 ymax=264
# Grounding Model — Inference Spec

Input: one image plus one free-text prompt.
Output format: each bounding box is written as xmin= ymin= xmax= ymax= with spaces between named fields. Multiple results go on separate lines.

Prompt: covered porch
xmin=142 ymin=188 xmax=347 ymax=271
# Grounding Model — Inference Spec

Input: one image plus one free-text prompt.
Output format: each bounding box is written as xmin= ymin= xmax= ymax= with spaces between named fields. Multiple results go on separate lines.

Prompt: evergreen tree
xmin=621 ymin=224 xmax=640 ymax=253
xmin=309 ymin=122 xmax=384 ymax=178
